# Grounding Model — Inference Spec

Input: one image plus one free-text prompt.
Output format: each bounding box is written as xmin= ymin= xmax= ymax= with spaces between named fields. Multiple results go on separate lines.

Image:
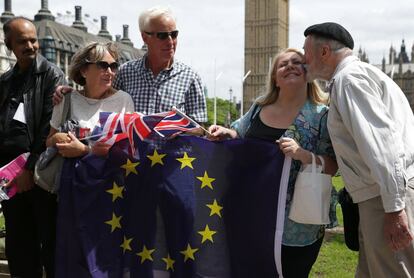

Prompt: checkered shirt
xmin=113 ymin=55 xmax=207 ymax=123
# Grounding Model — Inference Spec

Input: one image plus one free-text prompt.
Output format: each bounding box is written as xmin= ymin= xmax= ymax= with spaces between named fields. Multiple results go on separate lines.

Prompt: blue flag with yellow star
xmin=55 ymin=136 xmax=291 ymax=278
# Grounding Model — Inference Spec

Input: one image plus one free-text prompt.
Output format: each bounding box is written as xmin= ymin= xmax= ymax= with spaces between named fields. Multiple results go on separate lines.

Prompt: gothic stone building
xmin=376 ymin=40 xmax=414 ymax=112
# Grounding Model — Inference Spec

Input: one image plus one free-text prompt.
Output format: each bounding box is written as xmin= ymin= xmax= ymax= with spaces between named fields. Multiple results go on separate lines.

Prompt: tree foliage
xmin=205 ymin=97 xmax=239 ymax=126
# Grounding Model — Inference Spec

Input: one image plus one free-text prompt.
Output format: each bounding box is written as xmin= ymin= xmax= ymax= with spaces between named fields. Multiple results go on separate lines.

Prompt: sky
xmin=9 ymin=0 xmax=414 ymax=101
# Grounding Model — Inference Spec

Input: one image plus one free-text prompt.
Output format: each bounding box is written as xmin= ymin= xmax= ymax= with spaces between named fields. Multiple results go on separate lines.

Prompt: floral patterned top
xmin=232 ymin=100 xmax=337 ymax=246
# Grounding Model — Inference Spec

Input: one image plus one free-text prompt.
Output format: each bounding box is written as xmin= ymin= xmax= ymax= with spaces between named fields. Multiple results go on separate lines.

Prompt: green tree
xmin=205 ymin=97 xmax=239 ymax=126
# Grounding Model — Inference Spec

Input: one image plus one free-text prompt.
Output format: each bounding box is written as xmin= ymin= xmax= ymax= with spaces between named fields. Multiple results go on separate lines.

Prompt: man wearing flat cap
xmin=303 ymin=22 xmax=414 ymax=277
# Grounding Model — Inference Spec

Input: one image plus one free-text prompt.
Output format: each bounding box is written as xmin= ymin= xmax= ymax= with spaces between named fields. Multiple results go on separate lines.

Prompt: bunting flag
xmin=55 ymin=136 xmax=291 ymax=278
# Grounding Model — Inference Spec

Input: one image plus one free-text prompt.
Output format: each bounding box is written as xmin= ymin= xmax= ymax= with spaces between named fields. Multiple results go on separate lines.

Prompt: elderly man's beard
xmin=304 ymin=63 xmax=331 ymax=82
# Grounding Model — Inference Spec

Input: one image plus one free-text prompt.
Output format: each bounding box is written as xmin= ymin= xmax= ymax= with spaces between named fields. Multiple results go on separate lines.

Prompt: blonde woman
xmin=209 ymin=48 xmax=337 ymax=277
xmin=46 ymin=42 xmax=134 ymax=157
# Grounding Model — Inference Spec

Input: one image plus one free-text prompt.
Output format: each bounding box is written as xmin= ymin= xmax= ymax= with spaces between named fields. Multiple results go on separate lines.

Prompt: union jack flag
xmin=153 ymin=110 xmax=200 ymax=137
xmin=88 ymin=109 xmax=200 ymax=155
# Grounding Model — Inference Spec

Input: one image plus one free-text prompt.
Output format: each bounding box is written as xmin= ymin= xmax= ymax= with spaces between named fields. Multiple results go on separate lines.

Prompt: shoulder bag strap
xmin=250 ymin=102 xmax=260 ymax=121
xmin=61 ymin=93 xmax=72 ymax=125
xmin=318 ymin=109 xmax=329 ymax=140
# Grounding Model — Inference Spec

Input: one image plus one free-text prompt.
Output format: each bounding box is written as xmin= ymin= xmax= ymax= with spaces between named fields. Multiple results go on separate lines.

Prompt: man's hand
xmin=90 ymin=142 xmax=111 ymax=156
xmin=384 ymin=209 xmax=413 ymax=251
xmin=9 ymin=169 xmax=34 ymax=193
xmin=53 ymin=85 xmax=73 ymax=106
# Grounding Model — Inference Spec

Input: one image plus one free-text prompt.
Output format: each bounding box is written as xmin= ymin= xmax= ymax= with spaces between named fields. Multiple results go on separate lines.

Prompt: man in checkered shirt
xmin=113 ymin=7 xmax=207 ymax=124
xmin=54 ymin=7 xmax=207 ymax=126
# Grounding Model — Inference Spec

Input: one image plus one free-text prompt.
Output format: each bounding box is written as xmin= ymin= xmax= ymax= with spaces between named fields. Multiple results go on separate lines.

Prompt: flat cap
xmin=304 ymin=22 xmax=354 ymax=50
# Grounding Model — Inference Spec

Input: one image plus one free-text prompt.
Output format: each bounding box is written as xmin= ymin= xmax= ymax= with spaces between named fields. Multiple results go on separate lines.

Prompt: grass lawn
xmin=311 ymin=233 xmax=358 ymax=277
xmin=310 ymin=176 xmax=358 ymax=277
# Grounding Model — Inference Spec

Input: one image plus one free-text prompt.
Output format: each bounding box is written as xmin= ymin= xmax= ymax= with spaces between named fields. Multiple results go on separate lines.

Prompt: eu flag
xmin=56 ymin=136 xmax=291 ymax=278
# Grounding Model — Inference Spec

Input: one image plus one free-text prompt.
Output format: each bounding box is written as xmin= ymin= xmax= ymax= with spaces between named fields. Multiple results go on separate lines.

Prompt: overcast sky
xmin=10 ymin=0 xmax=414 ymax=101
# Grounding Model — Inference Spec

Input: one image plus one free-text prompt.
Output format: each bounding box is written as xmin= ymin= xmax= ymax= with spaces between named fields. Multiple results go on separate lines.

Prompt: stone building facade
xmin=0 ymin=0 xmax=144 ymax=80
xmin=376 ymin=39 xmax=414 ymax=112
xmin=243 ymin=0 xmax=289 ymax=113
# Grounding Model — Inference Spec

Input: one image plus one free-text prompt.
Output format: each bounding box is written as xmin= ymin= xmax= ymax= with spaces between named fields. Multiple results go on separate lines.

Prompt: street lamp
xmin=228 ymin=87 xmax=233 ymax=126
xmin=241 ymin=70 xmax=251 ymax=116
xmin=213 ymin=71 xmax=223 ymax=125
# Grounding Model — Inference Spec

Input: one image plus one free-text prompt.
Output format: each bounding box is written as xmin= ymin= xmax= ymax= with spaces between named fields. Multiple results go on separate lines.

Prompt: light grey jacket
xmin=328 ymin=55 xmax=414 ymax=212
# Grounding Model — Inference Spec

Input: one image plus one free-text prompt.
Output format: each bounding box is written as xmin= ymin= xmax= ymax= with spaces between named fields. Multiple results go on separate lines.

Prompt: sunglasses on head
xmin=86 ymin=60 xmax=120 ymax=71
xmin=144 ymin=30 xmax=179 ymax=40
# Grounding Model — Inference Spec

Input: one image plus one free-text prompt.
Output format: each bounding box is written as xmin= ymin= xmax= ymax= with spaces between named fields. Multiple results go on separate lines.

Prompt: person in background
xmin=46 ymin=42 xmax=134 ymax=157
xmin=0 ymin=17 xmax=66 ymax=278
xmin=208 ymin=48 xmax=337 ymax=277
xmin=303 ymin=22 xmax=414 ymax=277
xmin=54 ymin=6 xmax=207 ymax=130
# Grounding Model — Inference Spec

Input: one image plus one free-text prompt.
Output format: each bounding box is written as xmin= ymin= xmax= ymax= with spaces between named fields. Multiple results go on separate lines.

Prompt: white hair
xmin=138 ymin=6 xmax=176 ymax=32
xmin=311 ymin=35 xmax=353 ymax=54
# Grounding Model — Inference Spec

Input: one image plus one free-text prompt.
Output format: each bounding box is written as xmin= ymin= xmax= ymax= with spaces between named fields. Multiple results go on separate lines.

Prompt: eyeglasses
xmin=144 ymin=30 xmax=179 ymax=40
xmin=86 ymin=60 xmax=119 ymax=71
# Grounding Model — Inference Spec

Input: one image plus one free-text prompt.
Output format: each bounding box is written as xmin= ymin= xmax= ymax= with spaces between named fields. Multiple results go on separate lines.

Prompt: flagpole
xmin=82 ymin=132 xmax=112 ymax=141
xmin=241 ymin=70 xmax=251 ymax=117
xmin=213 ymin=59 xmax=223 ymax=126
xmin=172 ymin=106 xmax=211 ymax=135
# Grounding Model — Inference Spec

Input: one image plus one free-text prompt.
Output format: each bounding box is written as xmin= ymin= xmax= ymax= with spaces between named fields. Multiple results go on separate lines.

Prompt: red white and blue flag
xmin=153 ymin=110 xmax=199 ymax=137
xmin=88 ymin=109 xmax=201 ymax=155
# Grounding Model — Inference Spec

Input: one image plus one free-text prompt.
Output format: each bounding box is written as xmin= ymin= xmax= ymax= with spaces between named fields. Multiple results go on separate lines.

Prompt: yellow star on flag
xmin=136 ymin=245 xmax=155 ymax=264
xmin=206 ymin=199 xmax=223 ymax=218
xmin=106 ymin=182 xmax=124 ymax=202
xmin=105 ymin=213 xmax=122 ymax=232
xmin=121 ymin=159 xmax=140 ymax=176
xmin=180 ymin=244 xmax=198 ymax=262
xmin=176 ymin=152 xmax=196 ymax=169
xmin=162 ymin=254 xmax=175 ymax=271
xmin=198 ymin=225 xmax=217 ymax=244
xmin=120 ymin=236 xmax=133 ymax=253
xmin=197 ymin=171 xmax=215 ymax=190
xmin=147 ymin=149 xmax=166 ymax=167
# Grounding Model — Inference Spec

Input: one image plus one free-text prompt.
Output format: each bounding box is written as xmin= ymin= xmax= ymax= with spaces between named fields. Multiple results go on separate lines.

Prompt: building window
xmin=39 ymin=36 xmax=56 ymax=64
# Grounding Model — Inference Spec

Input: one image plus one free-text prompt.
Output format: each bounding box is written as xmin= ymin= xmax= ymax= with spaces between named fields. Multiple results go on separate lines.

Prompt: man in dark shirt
xmin=0 ymin=17 xmax=65 ymax=277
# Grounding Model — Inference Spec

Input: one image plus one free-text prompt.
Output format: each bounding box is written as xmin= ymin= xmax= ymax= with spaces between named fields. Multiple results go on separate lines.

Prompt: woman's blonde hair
xmin=257 ymin=48 xmax=327 ymax=106
xmin=69 ymin=42 xmax=119 ymax=86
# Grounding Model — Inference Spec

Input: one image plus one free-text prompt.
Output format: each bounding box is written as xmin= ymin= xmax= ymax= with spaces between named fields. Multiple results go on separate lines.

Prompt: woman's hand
xmin=207 ymin=125 xmax=238 ymax=141
xmin=277 ymin=137 xmax=312 ymax=164
xmin=55 ymin=132 xmax=89 ymax=158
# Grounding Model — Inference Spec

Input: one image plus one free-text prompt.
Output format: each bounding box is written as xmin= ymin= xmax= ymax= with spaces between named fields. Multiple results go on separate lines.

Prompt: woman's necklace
xmin=80 ymin=89 xmax=113 ymax=105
